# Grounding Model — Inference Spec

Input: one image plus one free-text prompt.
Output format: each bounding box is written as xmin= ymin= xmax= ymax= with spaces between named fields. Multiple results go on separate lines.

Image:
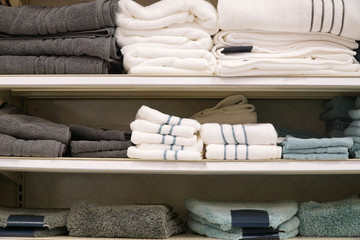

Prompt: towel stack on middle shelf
xmin=344 ymin=96 xmax=360 ymax=158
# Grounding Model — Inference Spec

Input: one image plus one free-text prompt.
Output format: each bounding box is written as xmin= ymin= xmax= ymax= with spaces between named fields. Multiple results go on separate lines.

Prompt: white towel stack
xmin=200 ymin=123 xmax=282 ymax=160
xmin=127 ymin=105 xmax=203 ymax=160
xmin=214 ymin=0 xmax=360 ymax=76
xmin=115 ymin=0 xmax=219 ymax=75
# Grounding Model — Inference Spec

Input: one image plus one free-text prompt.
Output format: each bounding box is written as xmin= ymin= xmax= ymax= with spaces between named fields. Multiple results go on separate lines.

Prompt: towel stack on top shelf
xmin=214 ymin=0 xmax=360 ymax=76
xmin=127 ymin=105 xmax=203 ymax=160
xmin=115 ymin=0 xmax=218 ymax=75
xmin=344 ymin=96 xmax=360 ymax=158
xmin=0 ymin=0 xmax=122 ymax=74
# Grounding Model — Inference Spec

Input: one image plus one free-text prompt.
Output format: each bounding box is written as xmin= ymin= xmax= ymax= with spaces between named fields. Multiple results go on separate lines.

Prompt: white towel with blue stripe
xmin=136 ymin=138 xmax=203 ymax=152
xmin=205 ymin=144 xmax=282 ymax=160
xmin=200 ymin=123 xmax=278 ymax=145
xmin=131 ymin=130 xmax=197 ymax=146
xmin=127 ymin=146 xmax=202 ymax=160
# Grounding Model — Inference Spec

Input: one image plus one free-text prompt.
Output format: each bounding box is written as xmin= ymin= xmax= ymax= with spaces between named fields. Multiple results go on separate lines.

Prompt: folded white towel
xmin=130 ymin=119 xmax=197 ymax=138
xmin=122 ymin=44 xmax=217 ymax=75
xmin=136 ymin=105 xmax=201 ymax=131
xmin=205 ymin=144 xmax=282 ymax=160
xmin=116 ymin=0 xmax=219 ymax=35
xmin=136 ymin=138 xmax=204 ymax=152
xmin=131 ymin=130 xmax=198 ymax=146
xmin=127 ymin=146 xmax=202 ymax=160
xmin=217 ymin=0 xmax=360 ymax=39
xmin=115 ymin=27 xmax=213 ymax=50
xmin=200 ymin=123 xmax=278 ymax=145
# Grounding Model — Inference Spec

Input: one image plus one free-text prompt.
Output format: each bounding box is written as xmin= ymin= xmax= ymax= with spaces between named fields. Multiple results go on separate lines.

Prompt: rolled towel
xmin=127 ymin=146 xmax=202 ymax=160
xmin=205 ymin=144 xmax=282 ymax=160
xmin=185 ymin=198 xmax=298 ymax=231
xmin=0 ymin=227 xmax=68 ymax=237
xmin=69 ymin=124 xmax=130 ymax=141
xmin=70 ymin=140 xmax=132 ymax=154
xmin=281 ymin=135 xmax=354 ymax=149
xmin=320 ymin=96 xmax=355 ymax=121
xmin=0 ymin=0 xmax=117 ymax=35
xmin=136 ymin=105 xmax=201 ymax=131
xmin=116 ymin=0 xmax=219 ymax=35
xmin=200 ymin=123 xmax=278 ymax=145
xmin=136 ymin=138 xmax=203 ymax=152
xmin=217 ymin=0 xmax=360 ymax=39
xmin=131 ymin=131 xmax=197 ymax=146
xmin=349 ymin=109 xmax=360 ymax=120
xmin=298 ymin=197 xmax=360 ymax=237
xmin=349 ymin=120 xmax=360 ymax=127
xmin=66 ymin=201 xmax=186 ymax=238
xmin=71 ymin=149 xmax=128 ymax=158
xmin=344 ymin=126 xmax=360 ymax=137
xmin=282 ymin=153 xmax=349 ymax=160
xmin=130 ymin=119 xmax=197 ymax=138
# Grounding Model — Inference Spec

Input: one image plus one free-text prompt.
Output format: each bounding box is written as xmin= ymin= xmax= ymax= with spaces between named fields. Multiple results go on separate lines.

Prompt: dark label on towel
xmin=221 ymin=46 xmax=253 ymax=54
xmin=231 ymin=210 xmax=269 ymax=228
xmin=7 ymin=215 xmax=44 ymax=227
xmin=242 ymin=230 xmax=280 ymax=240
xmin=0 ymin=227 xmax=35 ymax=237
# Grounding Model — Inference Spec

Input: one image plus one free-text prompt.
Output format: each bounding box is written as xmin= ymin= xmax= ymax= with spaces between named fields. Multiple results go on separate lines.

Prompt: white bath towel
xmin=205 ymin=144 xmax=282 ymax=160
xmin=122 ymin=44 xmax=217 ymax=75
xmin=136 ymin=105 xmax=201 ymax=131
xmin=130 ymin=119 xmax=197 ymax=138
xmin=217 ymin=0 xmax=360 ymax=40
xmin=127 ymin=146 xmax=202 ymax=160
xmin=116 ymin=0 xmax=219 ymax=35
xmin=131 ymin=130 xmax=197 ymax=146
xmin=115 ymin=27 xmax=213 ymax=50
xmin=200 ymin=123 xmax=278 ymax=145
xmin=136 ymin=138 xmax=204 ymax=152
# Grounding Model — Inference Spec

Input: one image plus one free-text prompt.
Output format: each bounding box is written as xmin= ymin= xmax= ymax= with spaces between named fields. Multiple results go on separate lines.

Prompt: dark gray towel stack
xmin=69 ymin=124 xmax=132 ymax=158
xmin=66 ymin=201 xmax=186 ymax=238
xmin=356 ymin=41 xmax=360 ymax=62
xmin=0 ymin=0 xmax=123 ymax=74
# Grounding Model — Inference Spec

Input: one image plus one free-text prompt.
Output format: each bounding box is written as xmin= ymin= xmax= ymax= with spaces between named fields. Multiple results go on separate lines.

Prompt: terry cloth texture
xmin=69 ymin=124 xmax=130 ymax=141
xmin=127 ymin=146 xmax=202 ymax=160
xmin=66 ymin=201 xmax=186 ymax=238
xmin=298 ymin=197 xmax=360 ymax=237
xmin=70 ymin=140 xmax=132 ymax=153
xmin=71 ymin=149 xmax=128 ymax=158
xmin=320 ymin=96 xmax=356 ymax=121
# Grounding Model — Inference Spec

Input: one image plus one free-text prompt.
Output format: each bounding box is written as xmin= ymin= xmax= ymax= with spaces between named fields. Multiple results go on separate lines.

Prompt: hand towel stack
xmin=66 ymin=201 xmax=186 ymax=238
xmin=0 ymin=0 xmax=122 ymax=74
xmin=281 ymin=135 xmax=353 ymax=160
xmin=344 ymin=96 xmax=360 ymax=158
xmin=127 ymin=105 xmax=203 ymax=160
xmin=185 ymin=198 xmax=299 ymax=240
xmin=200 ymin=123 xmax=281 ymax=160
xmin=214 ymin=0 xmax=360 ymax=76
xmin=319 ymin=96 xmax=355 ymax=137
xmin=0 ymin=207 xmax=69 ymax=237
xmin=69 ymin=124 xmax=132 ymax=158
xmin=115 ymin=0 xmax=218 ymax=75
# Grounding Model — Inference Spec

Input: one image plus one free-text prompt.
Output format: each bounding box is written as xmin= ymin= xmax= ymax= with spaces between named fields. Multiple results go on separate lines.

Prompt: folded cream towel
xmin=127 ymin=146 xmax=202 ymax=160
xmin=205 ymin=144 xmax=282 ymax=160
xmin=130 ymin=119 xmax=197 ymax=138
xmin=200 ymin=123 xmax=278 ymax=145
xmin=136 ymin=138 xmax=203 ymax=152
xmin=131 ymin=131 xmax=197 ymax=146
xmin=136 ymin=105 xmax=201 ymax=131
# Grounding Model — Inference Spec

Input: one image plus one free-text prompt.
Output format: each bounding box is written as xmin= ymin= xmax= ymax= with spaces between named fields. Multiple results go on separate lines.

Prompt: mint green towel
xmin=298 ymin=197 xmax=360 ymax=237
xmin=281 ymin=135 xmax=353 ymax=149
xmin=282 ymin=153 xmax=349 ymax=160
xmin=282 ymin=146 xmax=349 ymax=154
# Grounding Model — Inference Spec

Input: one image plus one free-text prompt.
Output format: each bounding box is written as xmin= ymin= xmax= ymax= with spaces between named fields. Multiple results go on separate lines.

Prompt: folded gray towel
xmin=0 ymin=113 xmax=70 ymax=144
xmin=0 ymin=0 xmax=116 ymax=35
xmin=0 ymin=227 xmax=68 ymax=237
xmin=66 ymin=201 xmax=186 ymax=238
xmin=0 ymin=55 xmax=110 ymax=74
xmin=71 ymin=140 xmax=132 ymax=153
xmin=71 ymin=149 xmax=128 ymax=158
xmin=0 ymin=133 xmax=66 ymax=157
xmin=70 ymin=124 xmax=130 ymax=141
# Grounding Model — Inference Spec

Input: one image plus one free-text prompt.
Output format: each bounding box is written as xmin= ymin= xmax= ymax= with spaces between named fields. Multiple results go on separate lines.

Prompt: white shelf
xmin=1 ymin=157 xmax=360 ymax=175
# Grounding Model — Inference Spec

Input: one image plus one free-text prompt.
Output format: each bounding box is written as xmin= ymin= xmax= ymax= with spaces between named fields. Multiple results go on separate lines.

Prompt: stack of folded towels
xmin=0 ymin=0 xmax=122 ymax=74
xmin=185 ymin=198 xmax=299 ymax=240
xmin=66 ymin=201 xmax=186 ymax=238
xmin=319 ymin=96 xmax=355 ymax=137
xmin=69 ymin=124 xmax=132 ymax=158
xmin=200 ymin=123 xmax=281 ymax=160
xmin=115 ymin=0 xmax=218 ymax=75
xmin=281 ymin=135 xmax=353 ymax=160
xmin=127 ymin=105 xmax=203 ymax=160
xmin=344 ymin=96 xmax=360 ymax=158
xmin=213 ymin=0 xmax=360 ymax=76
xmin=0 ymin=206 xmax=69 ymax=237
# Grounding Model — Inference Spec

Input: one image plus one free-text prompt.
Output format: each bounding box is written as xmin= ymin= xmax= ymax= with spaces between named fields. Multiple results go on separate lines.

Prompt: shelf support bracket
xmin=0 ymin=171 xmax=23 ymax=185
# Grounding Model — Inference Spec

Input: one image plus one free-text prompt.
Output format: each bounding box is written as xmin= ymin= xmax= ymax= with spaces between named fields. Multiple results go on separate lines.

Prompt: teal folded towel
xmin=298 ymin=197 xmax=360 ymax=237
xmin=282 ymin=146 xmax=349 ymax=154
xmin=185 ymin=198 xmax=298 ymax=231
xmin=319 ymin=96 xmax=355 ymax=121
xmin=349 ymin=109 xmax=360 ymax=120
xmin=356 ymin=96 xmax=360 ymax=109
xmin=282 ymin=153 xmax=348 ymax=160
xmin=351 ymin=136 xmax=360 ymax=143
xmin=344 ymin=127 xmax=360 ymax=137
xmin=281 ymin=135 xmax=353 ymax=149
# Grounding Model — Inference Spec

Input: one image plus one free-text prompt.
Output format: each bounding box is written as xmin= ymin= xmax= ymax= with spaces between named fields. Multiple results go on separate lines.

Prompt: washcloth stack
xmin=319 ymin=96 xmax=355 ymax=137
xmin=115 ymin=0 xmax=218 ymax=75
xmin=0 ymin=207 xmax=69 ymax=237
xmin=200 ymin=123 xmax=281 ymax=160
xmin=213 ymin=0 xmax=360 ymax=76
xmin=0 ymin=102 xmax=69 ymax=157
xmin=281 ymin=135 xmax=353 ymax=160
xmin=127 ymin=105 xmax=203 ymax=160
xmin=0 ymin=0 xmax=122 ymax=74
xmin=185 ymin=198 xmax=299 ymax=240
xmin=69 ymin=124 xmax=132 ymax=158
xmin=66 ymin=201 xmax=186 ymax=238
xmin=344 ymin=96 xmax=360 ymax=158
